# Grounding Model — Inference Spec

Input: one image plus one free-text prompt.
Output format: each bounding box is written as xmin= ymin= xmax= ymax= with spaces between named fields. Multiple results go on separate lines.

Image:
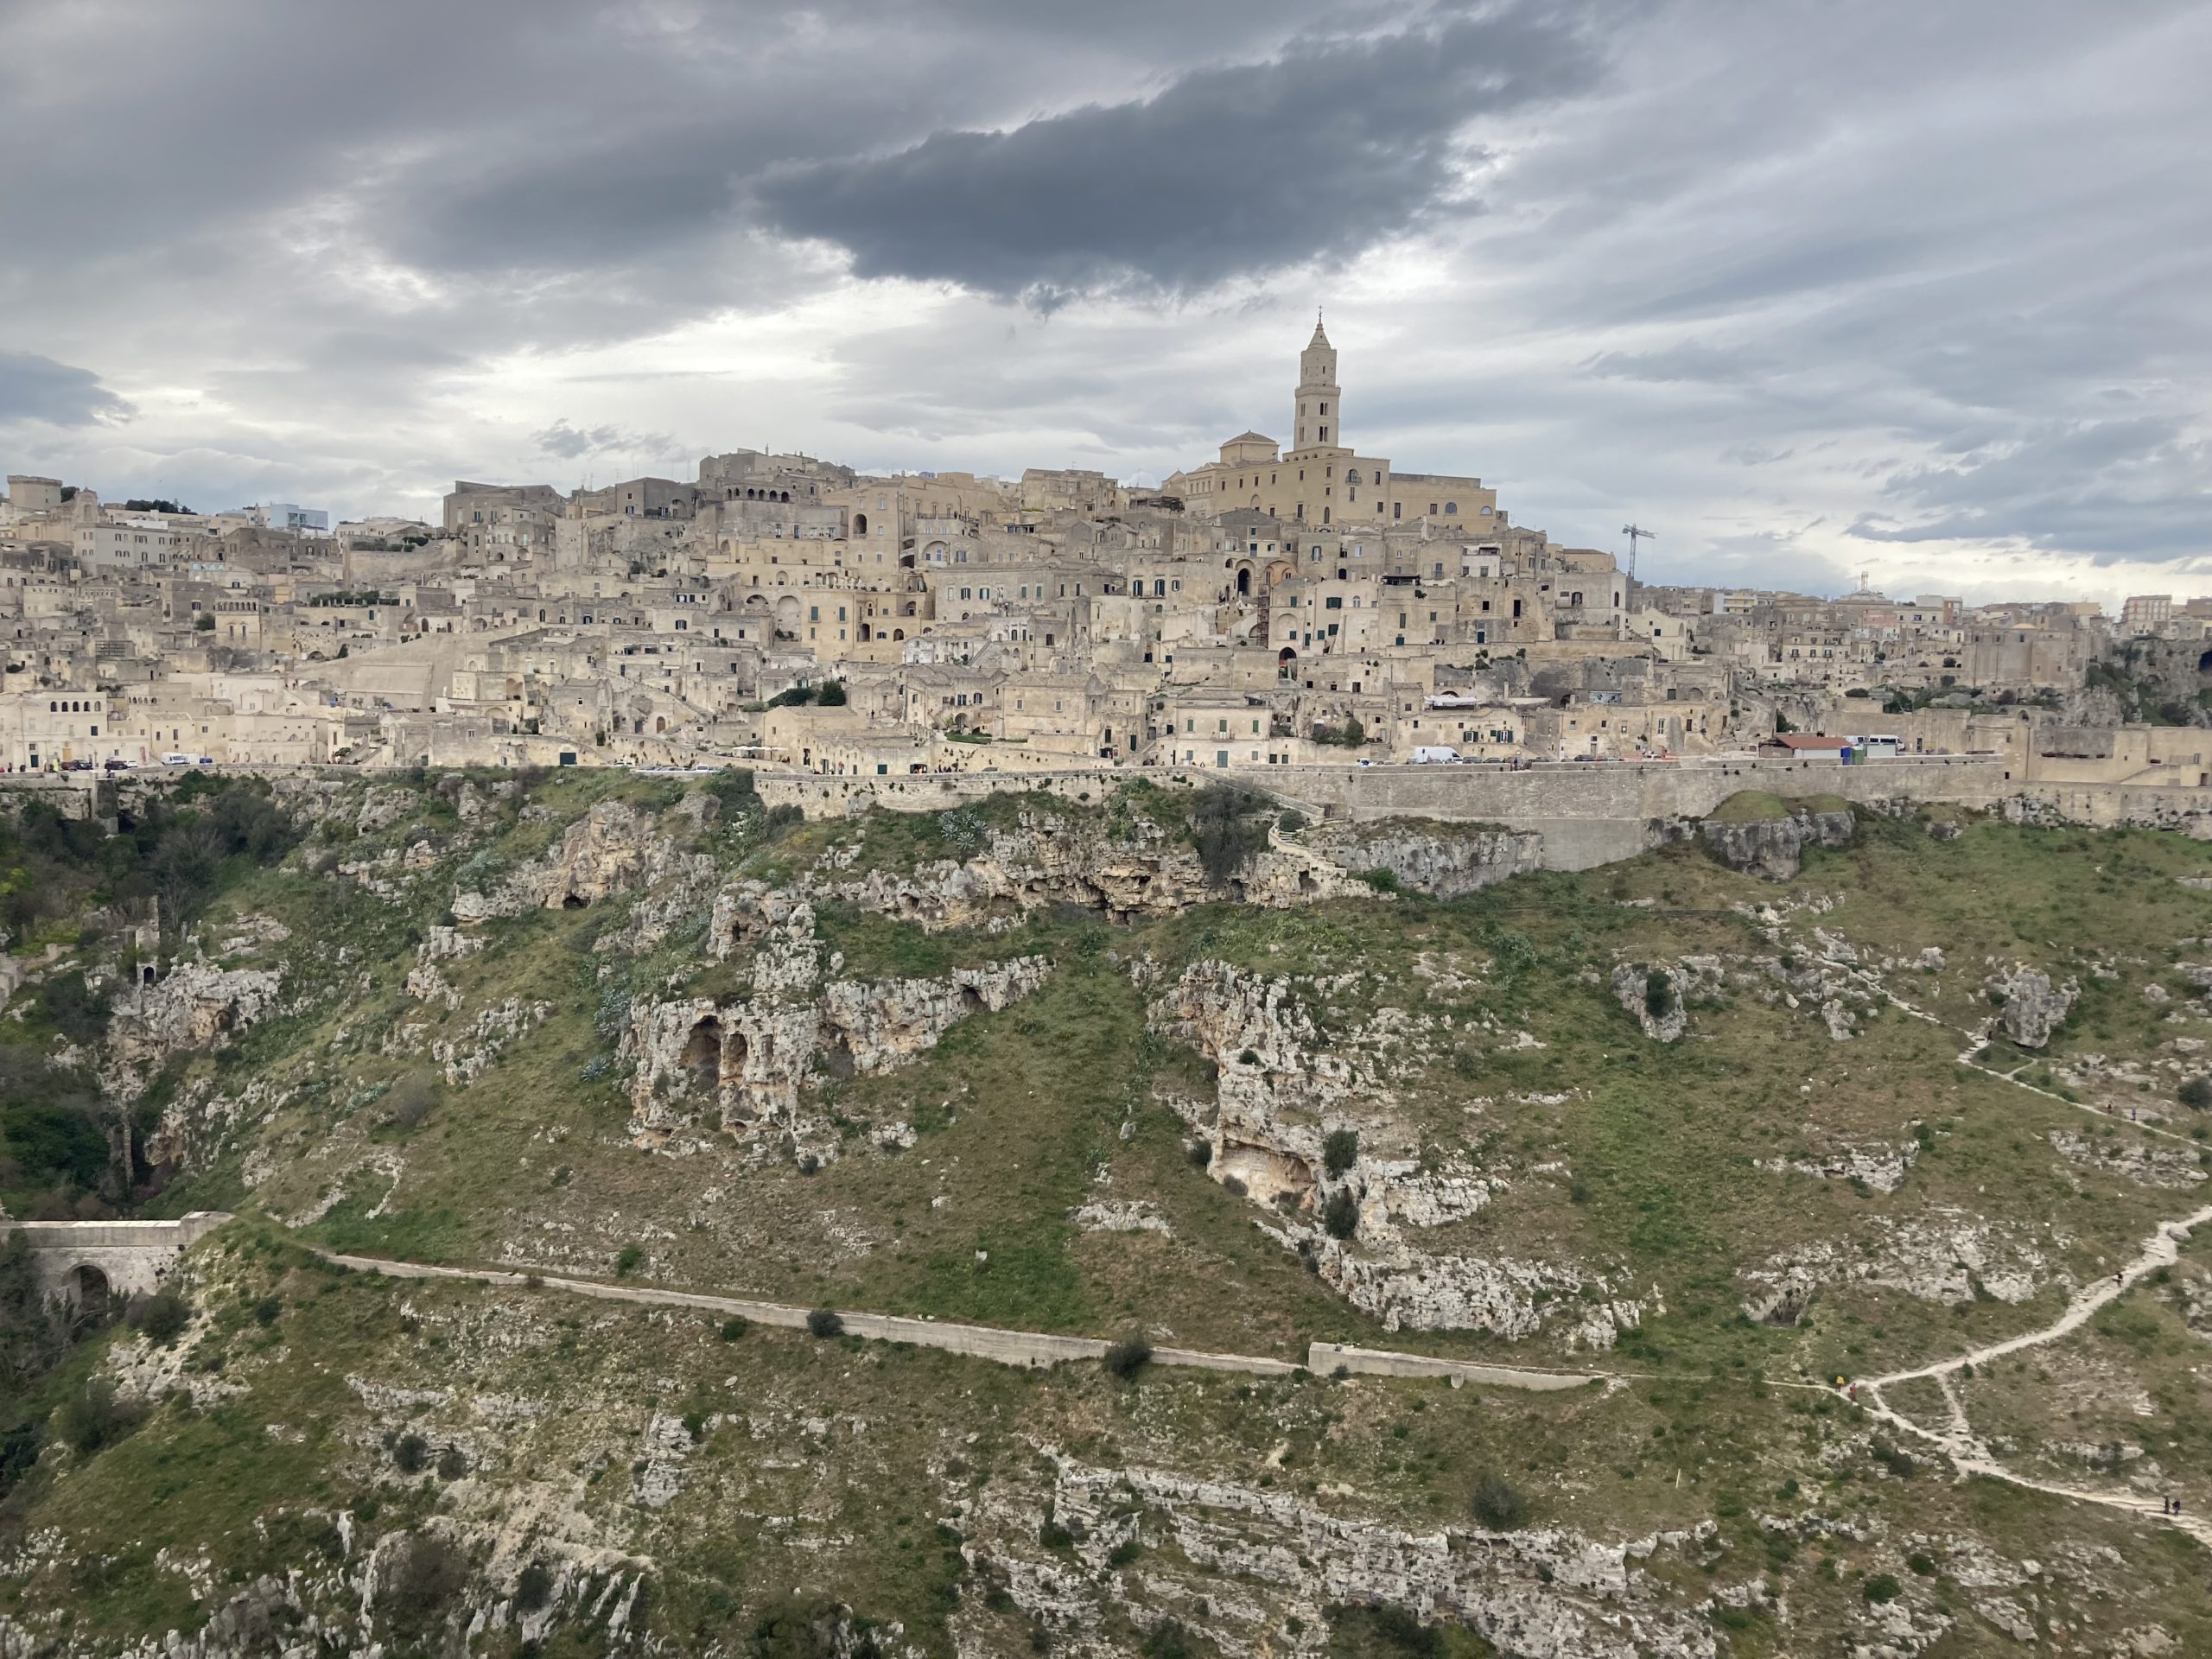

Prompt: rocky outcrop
xmin=1146 ymin=959 xmax=1643 ymax=1344
xmin=1987 ymin=963 xmax=2077 ymax=1048
xmin=1308 ymin=819 xmax=1545 ymax=898
xmin=626 ymin=956 xmax=1051 ymax=1145
xmin=1700 ymin=806 xmax=1855 ymax=880
xmin=1610 ymin=957 xmax=1720 ymax=1042
xmin=812 ymin=806 xmax=1363 ymax=930
xmin=105 ymin=963 xmax=283 ymax=1094
xmin=967 ymin=1448 xmax=1724 ymax=1659
xmin=454 ymin=799 xmax=713 ymax=921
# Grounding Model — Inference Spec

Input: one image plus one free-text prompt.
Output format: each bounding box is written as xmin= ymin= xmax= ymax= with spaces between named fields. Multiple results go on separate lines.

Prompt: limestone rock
xmin=626 ymin=956 xmax=1050 ymax=1144
xmin=1700 ymin=807 xmax=1855 ymax=880
xmin=1987 ymin=963 xmax=2077 ymax=1048
xmin=1309 ymin=819 xmax=1546 ymax=899
xmin=1610 ymin=960 xmax=1713 ymax=1042
xmin=454 ymin=799 xmax=714 ymax=922
xmin=105 ymin=963 xmax=282 ymax=1091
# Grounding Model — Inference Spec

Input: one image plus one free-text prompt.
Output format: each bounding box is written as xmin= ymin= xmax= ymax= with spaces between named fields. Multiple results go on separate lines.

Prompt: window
xmin=1445 ymin=502 xmax=1459 ymax=515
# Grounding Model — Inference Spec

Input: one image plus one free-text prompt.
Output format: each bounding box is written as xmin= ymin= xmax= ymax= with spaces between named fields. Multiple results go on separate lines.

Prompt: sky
xmin=1 ymin=0 xmax=2208 ymax=607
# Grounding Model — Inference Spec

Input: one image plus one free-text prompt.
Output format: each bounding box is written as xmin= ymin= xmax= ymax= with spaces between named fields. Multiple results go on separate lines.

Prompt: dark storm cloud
xmin=0 ymin=352 xmax=131 ymax=427
xmin=753 ymin=6 xmax=1605 ymax=303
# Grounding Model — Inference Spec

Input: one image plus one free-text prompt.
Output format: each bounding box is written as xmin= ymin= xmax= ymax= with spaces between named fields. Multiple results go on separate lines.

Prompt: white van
xmin=1409 ymin=746 xmax=1459 ymax=764
xmin=161 ymin=752 xmax=195 ymax=766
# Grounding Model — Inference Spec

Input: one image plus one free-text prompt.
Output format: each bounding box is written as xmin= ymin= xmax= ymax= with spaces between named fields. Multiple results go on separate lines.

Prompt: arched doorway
xmin=853 ymin=512 xmax=868 ymax=537
xmin=68 ymin=1263 xmax=111 ymax=1321
xmin=1236 ymin=568 xmax=1251 ymax=597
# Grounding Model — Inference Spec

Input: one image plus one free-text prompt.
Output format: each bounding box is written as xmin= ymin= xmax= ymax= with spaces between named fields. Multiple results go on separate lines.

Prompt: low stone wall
xmin=1306 ymin=1340 xmax=1595 ymax=1391
xmin=3 ymin=1212 xmax=232 ymax=1303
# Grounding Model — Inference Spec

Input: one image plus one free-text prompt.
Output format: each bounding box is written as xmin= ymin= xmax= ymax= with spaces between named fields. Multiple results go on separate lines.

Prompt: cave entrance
xmin=561 ymin=893 xmax=587 ymax=910
xmin=681 ymin=1016 xmax=723 ymax=1093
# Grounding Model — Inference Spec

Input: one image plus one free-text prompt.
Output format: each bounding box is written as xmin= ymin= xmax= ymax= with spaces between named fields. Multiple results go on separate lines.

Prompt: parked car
xmin=161 ymin=752 xmax=195 ymax=766
xmin=103 ymin=758 xmax=131 ymax=772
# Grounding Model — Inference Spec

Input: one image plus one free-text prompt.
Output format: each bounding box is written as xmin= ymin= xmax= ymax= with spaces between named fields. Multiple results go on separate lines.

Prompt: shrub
xmin=251 ymin=1294 xmax=283 ymax=1325
xmin=125 ymin=1288 xmax=191 ymax=1344
xmin=1322 ymin=1128 xmax=1359 ymax=1177
xmin=1358 ymin=868 xmax=1402 ymax=894
xmin=613 ymin=1244 xmax=645 ymax=1278
xmin=1322 ymin=1190 xmax=1359 ymax=1240
xmin=2180 ymin=1076 xmax=2212 ymax=1110
xmin=807 ymin=1307 xmax=844 ymax=1338
xmin=1190 ymin=785 xmax=1268 ymax=887
xmin=1862 ymin=1573 xmax=1902 ymax=1605
xmin=1103 ymin=1338 xmax=1154 ymax=1380
xmin=1220 ymin=1175 xmax=1248 ymax=1198
xmin=1276 ymin=808 xmax=1307 ymax=834
xmin=382 ymin=1075 xmax=435 ymax=1130
xmin=54 ymin=1378 xmax=142 ymax=1456
xmin=436 ymin=1446 xmax=468 ymax=1480
xmin=1186 ymin=1141 xmax=1212 ymax=1169
xmin=1107 ymin=1539 xmax=1141 ymax=1567
xmin=720 ymin=1316 xmax=749 ymax=1341
xmin=816 ymin=681 xmax=848 ymax=707
xmin=393 ymin=1432 xmax=430 ymax=1474
xmin=515 ymin=1560 xmax=553 ymax=1611
xmin=378 ymin=1533 xmax=469 ymax=1635
xmin=1643 ymin=969 xmax=1677 ymax=1020
xmin=1471 ymin=1474 xmax=1528 ymax=1530
xmin=1905 ymin=1552 xmax=1937 ymax=1577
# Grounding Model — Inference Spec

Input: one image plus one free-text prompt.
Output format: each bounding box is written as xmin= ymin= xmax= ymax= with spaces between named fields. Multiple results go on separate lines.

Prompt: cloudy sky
xmin=3 ymin=0 xmax=2207 ymax=605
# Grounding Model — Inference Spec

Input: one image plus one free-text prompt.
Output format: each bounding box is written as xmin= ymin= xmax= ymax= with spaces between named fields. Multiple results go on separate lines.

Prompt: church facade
xmin=1164 ymin=321 xmax=1502 ymax=531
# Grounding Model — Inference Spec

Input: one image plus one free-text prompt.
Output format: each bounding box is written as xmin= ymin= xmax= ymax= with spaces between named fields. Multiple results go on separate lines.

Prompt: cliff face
xmin=1700 ymin=807 xmax=1855 ymax=880
xmin=1307 ymin=819 xmax=1546 ymax=898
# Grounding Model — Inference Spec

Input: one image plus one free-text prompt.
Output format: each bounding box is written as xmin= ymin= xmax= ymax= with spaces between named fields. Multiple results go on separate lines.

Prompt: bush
xmin=720 ymin=1316 xmax=749 ymax=1341
xmin=816 ymin=681 xmax=849 ymax=707
xmin=613 ymin=1244 xmax=645 ymax=1278
xmin=251 ymin=1294 xmax=283 ymax=1325
xmin=1862 ymin=1573 xmax=1902 ymax=1605
xmin=1643 ymin=969 xmax=1677 ymax=1020
xmin=125 ymin=1288 xmax=191 ymax=1344
xmin=2180 ymin=1076 xmax=2212 ymax=1110
xmin=393 ymin=1432 xmax=430 ymax=1474
xmin=1103 ymin=1338 xmax=1154 ymax=1379
xmin=436 ymin=1445 xmax=468 ymax=1479
xmin=35 ymin=973 xmax=111 ymax=1046
xmin=378 ymin=1532 xmax=469 ymax=1635
xmin=807 ymin=1307 xmax=844 ymax=1338
xmin=54 ymin=1378 xmax=142 ymax=1455
xmin=1322 ymin=1189 xmax=1359 ymax=1240
xmin=515 ymin=1560 xmax=553 ymax=1611
xmin=1276 ymin=808 xmax=1307 ymax=834
xmin=1186 ymin=1141 xmax=1212 ymax=1169
xmin=1471 ymin=1474 xmax=1528 ymax=1530
xmin=382 ymin=1075 xmax=435 ymax=1130
xmin=1322 ymin=1128 xmax=1359 ymax=1177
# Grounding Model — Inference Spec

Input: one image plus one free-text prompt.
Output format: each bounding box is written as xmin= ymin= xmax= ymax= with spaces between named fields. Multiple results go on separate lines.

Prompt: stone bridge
xmin=2 ymin=1212 xmax=232 ymax=1312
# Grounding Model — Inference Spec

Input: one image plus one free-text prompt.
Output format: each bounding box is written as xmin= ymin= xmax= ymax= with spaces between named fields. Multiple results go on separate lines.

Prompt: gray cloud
xmin=532 ymin=421 xmax=677 ymax=462
xmin=0 ymin=351 xmax=131 ymax=427
xmin=754 ymin=5 xmax=1605 ymax=304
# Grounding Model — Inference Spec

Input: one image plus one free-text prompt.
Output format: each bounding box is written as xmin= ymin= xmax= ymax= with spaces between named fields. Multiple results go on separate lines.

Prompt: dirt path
xmin=1816 ymin=950 xmax=2212 ymax=1536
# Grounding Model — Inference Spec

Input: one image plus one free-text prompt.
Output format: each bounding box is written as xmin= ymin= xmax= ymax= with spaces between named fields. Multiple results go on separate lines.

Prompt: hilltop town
xmin=7 ymin=322 xmax=2207 ymax=786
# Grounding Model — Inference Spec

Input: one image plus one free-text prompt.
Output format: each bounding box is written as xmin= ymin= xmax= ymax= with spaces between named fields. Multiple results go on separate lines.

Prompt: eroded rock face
xmin=1308 ymin=820 xmax=1546 ymax=899
xmin=1146 ymin=959 xmax=1644 ymax=1344
xmin=965 ymin=1447 xmax=1723 ymax=1659
xmin=626 ymin=957 xmax=1051 ymax=1145
xmin=1700 ymin=809 xmax=1855 ymax=880
xmin=105 ymin=963 xmax=282 ymax=1093
xmin=1987 ymin=963 xmax=2077 ymax=1048
xmin=454 ymin=799 xmax=712 ymax=920
xmin=812 ymin=807 xmax=1362 ymax=930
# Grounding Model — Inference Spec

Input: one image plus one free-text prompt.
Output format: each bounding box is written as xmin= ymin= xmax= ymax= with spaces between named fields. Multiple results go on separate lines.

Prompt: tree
xmin=806 ymin=1307 xmax=844 ymax=1338
xmin=2180 ymin=1076 xmax=2212 ymax=1110
xmin=1189 ymin=785 xmax=1268 ymax=887
xmin=1322 ymin=1129 xmax=1359 ymax=1177
xmin=1323 ymin=1189 xmax=1359 ymax=1239
xmin=816 ymin=680 xmax=848 ymax=707
xmin=124 ymin=1289 xmax=190 ymax=1344
xmin=194 ymin=613 xmax=215 ymax=632
xmin=1103 ymin=1337 xmax=1154 ymax=1379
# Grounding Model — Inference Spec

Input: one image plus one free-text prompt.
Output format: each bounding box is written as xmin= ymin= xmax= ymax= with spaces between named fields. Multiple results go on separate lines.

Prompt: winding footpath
xmin=1823 ymin=948 xmax=2212 ymax=1540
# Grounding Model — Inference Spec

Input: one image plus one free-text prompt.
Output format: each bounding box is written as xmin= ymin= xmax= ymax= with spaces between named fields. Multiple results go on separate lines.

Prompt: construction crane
xmin=1621 ymin=524 xmax=1657 ymax=581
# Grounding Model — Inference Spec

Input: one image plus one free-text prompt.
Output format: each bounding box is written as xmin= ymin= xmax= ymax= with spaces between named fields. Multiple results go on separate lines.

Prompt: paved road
xmin=314 ymin=1251 xmax=1591 ymax=1388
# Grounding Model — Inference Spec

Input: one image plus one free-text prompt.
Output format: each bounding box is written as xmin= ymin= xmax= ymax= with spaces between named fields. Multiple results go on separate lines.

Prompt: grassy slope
xmin=12 ymin=780 xmax=2212 ymax=1649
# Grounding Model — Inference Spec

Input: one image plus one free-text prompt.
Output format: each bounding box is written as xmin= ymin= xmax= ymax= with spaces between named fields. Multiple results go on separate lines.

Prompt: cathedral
xmin=1164 ymin=319 xmax=1502 ymax=531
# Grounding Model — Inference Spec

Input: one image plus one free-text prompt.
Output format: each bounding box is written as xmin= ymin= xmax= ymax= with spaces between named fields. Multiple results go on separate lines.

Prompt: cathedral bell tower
xmin=1292 ymin=315 xmax=1340 ymax=454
